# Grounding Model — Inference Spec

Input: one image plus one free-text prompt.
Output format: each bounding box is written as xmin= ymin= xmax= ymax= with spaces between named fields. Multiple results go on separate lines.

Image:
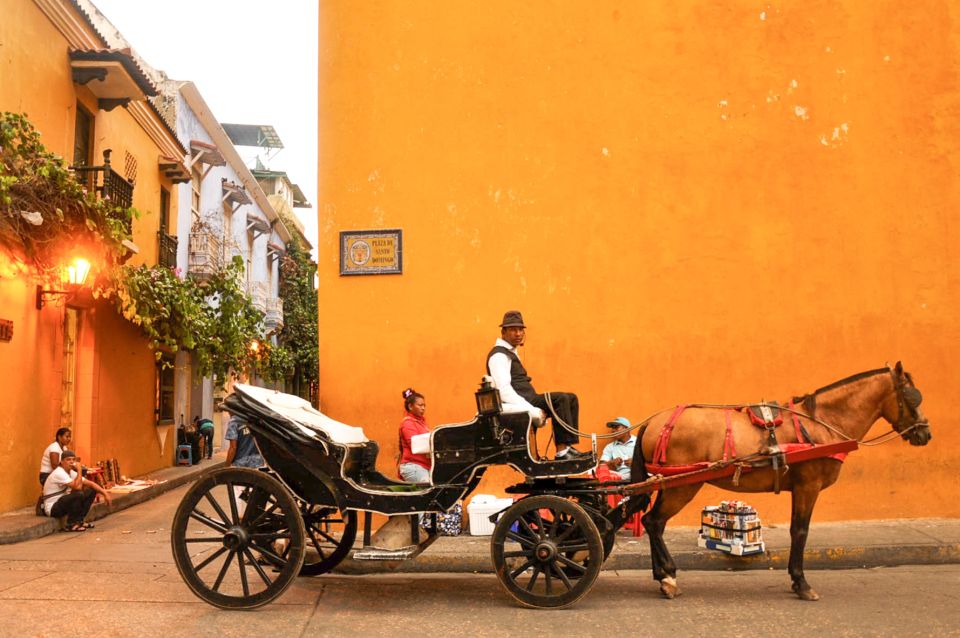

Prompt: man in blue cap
xmin=600 ymin=417 xmax=636 ymax=481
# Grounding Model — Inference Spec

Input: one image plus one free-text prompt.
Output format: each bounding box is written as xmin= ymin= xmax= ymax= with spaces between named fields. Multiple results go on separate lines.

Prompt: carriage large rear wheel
xmin=299 ymin=505 xmax=357 ymax=576
xmin=171 ymin=467 xmax=306 ymax=609
xmin=490 ymin=495 xmax=603 ymax=609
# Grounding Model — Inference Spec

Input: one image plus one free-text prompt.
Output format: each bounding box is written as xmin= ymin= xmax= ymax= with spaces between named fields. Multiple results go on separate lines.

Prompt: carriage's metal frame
xmin=170 ymin=380 xmax=855 ymax=610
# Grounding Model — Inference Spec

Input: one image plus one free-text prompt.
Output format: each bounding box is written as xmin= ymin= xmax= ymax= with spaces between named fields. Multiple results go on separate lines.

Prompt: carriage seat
xmin=232 ymin=384 xmax=368 ymax=444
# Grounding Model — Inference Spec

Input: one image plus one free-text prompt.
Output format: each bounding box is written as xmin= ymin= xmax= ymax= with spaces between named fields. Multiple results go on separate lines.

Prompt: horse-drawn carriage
xmin=171 ymin=364 xmax=929 ymax=609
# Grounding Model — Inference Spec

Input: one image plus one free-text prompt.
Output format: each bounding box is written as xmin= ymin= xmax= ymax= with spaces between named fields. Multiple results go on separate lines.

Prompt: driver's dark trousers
xmin=528 ymin=392 xmax=580 ymax=446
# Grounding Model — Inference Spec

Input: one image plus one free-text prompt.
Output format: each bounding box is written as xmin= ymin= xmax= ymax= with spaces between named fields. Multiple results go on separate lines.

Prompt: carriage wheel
xmin=490 ymin=495 xmax=603 ymax=609
xmin=299 ymin=505 xmax=357 ymax=576
xmin=171 ymin=467 xmax=306 ymax=609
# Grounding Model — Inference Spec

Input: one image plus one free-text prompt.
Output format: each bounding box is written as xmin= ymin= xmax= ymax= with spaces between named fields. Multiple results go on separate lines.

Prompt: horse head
xmin=883 ymin=362 xmax=931 ymax=446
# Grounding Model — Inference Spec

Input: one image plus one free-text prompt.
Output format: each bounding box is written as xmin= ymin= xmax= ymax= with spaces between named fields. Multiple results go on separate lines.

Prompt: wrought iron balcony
xmin=70 ymin=149 xmax=134 ymax=232
xmin=265 ymin=297 xmax=284 ymax=330
xmin=158 ymin=231 xmax=178 ymax=269
xmin=188 ymin=231 xmax=223 ymax=282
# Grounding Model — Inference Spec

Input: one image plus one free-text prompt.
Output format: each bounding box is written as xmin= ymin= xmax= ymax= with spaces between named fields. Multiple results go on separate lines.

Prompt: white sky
xmin=90 ymin=0 xmax=319 ymax=253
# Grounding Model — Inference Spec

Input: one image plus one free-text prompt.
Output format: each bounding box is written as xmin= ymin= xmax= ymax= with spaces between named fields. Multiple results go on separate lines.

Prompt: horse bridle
xmin=889 ymin=368 xmax=927 ymax=436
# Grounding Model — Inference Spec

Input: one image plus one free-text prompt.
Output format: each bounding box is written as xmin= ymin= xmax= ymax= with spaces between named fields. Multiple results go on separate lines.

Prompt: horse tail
xmin=631 ymin=423 xmax=652 ymax=511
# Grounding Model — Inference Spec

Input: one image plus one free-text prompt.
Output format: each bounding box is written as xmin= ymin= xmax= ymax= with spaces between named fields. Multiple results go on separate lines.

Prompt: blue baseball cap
xmin=606 ymin=417 xmax=631 ymax=429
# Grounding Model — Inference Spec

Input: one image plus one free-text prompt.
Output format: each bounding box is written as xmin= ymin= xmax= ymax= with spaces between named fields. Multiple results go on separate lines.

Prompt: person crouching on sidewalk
xmin=42 ymin=450 xmax=112 ymax=531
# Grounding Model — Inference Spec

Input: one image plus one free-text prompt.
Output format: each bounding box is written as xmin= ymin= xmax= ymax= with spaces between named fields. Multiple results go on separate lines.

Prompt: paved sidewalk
xmin=0 ymin=454 xmax=225 ymax=544
xmin=3 ymin=461 xmax=958 ymax=574
xmin=336 ymin=517 xmax=960 ymax=574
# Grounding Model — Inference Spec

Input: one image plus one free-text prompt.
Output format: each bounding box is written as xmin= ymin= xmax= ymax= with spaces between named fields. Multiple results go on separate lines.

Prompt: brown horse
xmin=634 ymin=362 xmax=931 ymax=601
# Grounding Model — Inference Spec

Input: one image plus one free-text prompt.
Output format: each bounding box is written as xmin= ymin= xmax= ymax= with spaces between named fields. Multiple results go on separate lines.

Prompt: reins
xmin=543 ymin=369 xmax=922 ymax=448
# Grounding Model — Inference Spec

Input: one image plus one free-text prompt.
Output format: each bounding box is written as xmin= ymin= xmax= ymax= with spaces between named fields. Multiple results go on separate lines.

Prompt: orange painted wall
xmin=0 ymin=0 xmax=177 ymax=512
xmin=318 ymin=1 xmax=960 ymax=525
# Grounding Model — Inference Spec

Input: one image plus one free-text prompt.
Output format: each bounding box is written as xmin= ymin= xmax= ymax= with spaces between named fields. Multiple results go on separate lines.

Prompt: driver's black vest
xmin=486 ymin=345 xmax=537 ymax=402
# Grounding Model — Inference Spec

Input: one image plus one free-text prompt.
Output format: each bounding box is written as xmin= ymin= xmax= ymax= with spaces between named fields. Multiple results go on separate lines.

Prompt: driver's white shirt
xmin=488 ymin=338 xmax=541 ymax=418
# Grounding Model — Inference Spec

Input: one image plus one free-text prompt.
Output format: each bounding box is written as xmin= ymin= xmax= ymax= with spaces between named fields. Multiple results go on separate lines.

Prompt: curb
xmin=0 ymin=460 xmax=224 ymax=545
xmin=333 ymin=541 xmax=960 ymax=575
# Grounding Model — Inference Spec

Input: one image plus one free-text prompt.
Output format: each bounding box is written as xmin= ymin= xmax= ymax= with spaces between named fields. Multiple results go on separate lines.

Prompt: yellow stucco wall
xmin=0 ymin=0 xmax=177 ymax=511
xmin=318 ymin=1 xmax=959 ymax=524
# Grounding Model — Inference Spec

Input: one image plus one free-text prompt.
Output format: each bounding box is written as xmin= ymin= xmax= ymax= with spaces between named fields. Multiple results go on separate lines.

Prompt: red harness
xmin=645 ymin=402 xmax=848 ymax=475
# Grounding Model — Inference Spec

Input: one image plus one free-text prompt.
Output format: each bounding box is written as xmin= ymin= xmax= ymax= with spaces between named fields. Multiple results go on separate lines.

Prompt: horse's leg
xmin=642 ymin=484 xmax=702 ymax=599
xmin=789 ymin=478 xmax=824 ymax=601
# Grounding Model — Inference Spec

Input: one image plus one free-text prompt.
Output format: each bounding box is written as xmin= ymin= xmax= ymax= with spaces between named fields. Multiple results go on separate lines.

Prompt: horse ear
xmin=895 ymin=361 xmax=904 ymax=374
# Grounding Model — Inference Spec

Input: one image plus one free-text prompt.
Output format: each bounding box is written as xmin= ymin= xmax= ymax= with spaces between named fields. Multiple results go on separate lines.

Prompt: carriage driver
xmin=600 ymin=417 xmax=636 ymax=481
xmin=486 ymin=310 xmax=586 ymax=459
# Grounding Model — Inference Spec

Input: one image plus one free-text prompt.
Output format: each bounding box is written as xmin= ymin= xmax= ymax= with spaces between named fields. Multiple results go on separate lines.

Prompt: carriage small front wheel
xmin=490 ymin=495 xmax=604 ymax=609
xmin=171 ymin=467 xmax=306 ymax=609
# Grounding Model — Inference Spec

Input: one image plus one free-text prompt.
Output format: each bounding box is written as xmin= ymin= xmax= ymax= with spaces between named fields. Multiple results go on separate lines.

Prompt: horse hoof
xmin=660 ymin=577 xmax=682 ymax=599
xmin=797 ymin=589 xmax=820 ymax=602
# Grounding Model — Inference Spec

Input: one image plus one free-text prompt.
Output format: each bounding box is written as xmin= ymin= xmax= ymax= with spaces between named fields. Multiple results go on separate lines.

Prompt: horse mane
xmin=791 ymin=367 xmax=890 ymax=415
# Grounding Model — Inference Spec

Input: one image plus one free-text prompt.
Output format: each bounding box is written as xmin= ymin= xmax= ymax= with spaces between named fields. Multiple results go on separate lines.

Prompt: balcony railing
xmin=247 ymin=281 xmax=268 ymax=314
xmin=71 ymin=149 xmax=134 ymax=232
xmin=158 ymin=231 xmax=178 ymax=269
xmin=188 ymin=231 xmax=223 ymax=282
xmin=265 ymin=297 xmax=284 ymax=330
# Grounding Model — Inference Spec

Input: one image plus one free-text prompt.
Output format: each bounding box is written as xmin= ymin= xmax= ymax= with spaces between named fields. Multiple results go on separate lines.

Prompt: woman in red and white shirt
xmin=398 ymin=388 xmax=430 ymax=483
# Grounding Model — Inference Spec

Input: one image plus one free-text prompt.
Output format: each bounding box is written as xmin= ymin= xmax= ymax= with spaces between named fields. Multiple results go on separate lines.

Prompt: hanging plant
xmin=0 ymin=111 xmax=135 ymax=276
xmin=103 ymin=256 xmax=266 ymax=380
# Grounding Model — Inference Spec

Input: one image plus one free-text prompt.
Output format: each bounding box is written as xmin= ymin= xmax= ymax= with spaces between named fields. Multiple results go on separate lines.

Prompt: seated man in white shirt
xmin=485 ymin=310 xmax=585 ymax=460
xmin=600 ymin=417 xmax=636 ymax=481
xmin=42 ymin=450 xmax=111 ymax=531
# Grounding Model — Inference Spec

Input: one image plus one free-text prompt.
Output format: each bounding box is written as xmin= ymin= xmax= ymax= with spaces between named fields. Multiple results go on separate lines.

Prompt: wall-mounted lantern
xmin=36 ymin=257 xmax=92 ymax=309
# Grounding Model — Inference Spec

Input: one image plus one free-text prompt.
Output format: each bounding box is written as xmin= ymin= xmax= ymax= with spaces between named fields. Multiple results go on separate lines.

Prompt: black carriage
xmin=170 ymin=379 xmax=652 ymax=609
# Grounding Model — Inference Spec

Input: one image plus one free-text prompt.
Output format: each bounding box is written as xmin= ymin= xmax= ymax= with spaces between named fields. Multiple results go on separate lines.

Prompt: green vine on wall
xmin=276 ymin=239 xmax=319 ymax=401
xmin=102 ymin=256 xmax=274 ymax=381
xmin=0 ymin=112 xmax=135 ymax=276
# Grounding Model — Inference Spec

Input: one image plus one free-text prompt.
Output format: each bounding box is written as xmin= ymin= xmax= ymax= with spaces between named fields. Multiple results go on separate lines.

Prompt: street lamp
xmin=36 ymin=256 xmax=92 ymax=309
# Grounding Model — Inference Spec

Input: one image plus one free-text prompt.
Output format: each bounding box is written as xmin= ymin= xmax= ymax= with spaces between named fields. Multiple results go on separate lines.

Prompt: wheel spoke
xmin=189 ymin=510 xmax=228 ymax=534
xmin=525 ymin=565 xmax=542 ymax=591
xmin=244 ymin=496 xmax=281 ymax=528
xmin=509 ymin=558 xmax=534 ymax=579
xmin=505 ymin=530 xmax=536 ymax=548
xmin=225 ymin=483 xmax=241 ymax=525
xmin=243 ymin=548 xmax=274 ymax=587
xmin=555 ymin=520 xmax=579 ymax=543
xmin=212 ymin=550 xmax=236 ymax=592
xmin=544 ymin=564 xmax=553 ymax=595
xmin=203 ymin=492 xmax=231 ymax=527
xmin=518 ymin=516 xmax=538 ymax=540
xmin=556 ymin=554 xmax=587 ymax=573
xmin=194 ymin=546 xmax=228 ymax=572
xmin=547 ymin=512 xmax=560 ymax=539
xmin=556 ymin=542 xmax=589 ymax=553
xmin=532 ymin=510 xmax=545 ymax=534
xmin=307 ymin=527 xmax=329 ymax=559
xmin=502 ymin=549 xmax=533 ymax=559
xmin=550 ymin=563 xmax=574 ymax=591
xmin=310 ymin=527 xmax=341 ymax=545
xmin=184 ymin=537 xmax=222 ymax=543
xmin=237 ymin=550 xmax=250 ymax=597
xmin=249 ymin=542 xmax=287 ymax=566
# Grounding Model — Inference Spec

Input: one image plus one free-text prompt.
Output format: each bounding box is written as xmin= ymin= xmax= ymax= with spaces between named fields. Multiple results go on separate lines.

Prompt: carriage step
xmin=353 ymin=545 xmax=421 ymax=561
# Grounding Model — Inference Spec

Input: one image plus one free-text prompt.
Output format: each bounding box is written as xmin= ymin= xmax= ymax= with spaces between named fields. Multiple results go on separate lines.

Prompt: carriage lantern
xmin=475 ymin=376 xmax=502 ymax=416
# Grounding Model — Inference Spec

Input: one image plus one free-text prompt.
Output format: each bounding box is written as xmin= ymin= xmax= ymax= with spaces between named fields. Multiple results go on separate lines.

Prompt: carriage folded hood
xmin=232 ymin=384 xmax=369 ymax=444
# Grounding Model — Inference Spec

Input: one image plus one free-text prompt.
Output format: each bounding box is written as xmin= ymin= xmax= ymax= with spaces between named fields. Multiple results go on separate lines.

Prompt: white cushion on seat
xmin=233 ymin=383 xmax=369 ymax=444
